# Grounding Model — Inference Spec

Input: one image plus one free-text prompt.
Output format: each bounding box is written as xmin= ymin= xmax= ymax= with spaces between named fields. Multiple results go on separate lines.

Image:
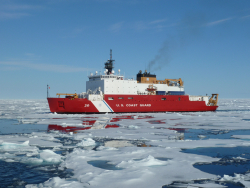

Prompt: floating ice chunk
xmin=74 ymin=134 xmax=90 ymax=140
xmin=218 ymin=173 xmax=250 ymax=188
xmin=77 ymin=138 xmax=96 ymax=147
xmin=198 ymin=135 xmax=206 ymax=139
xmin=25 ymin=150 xmax=39 ymax=157
xmin=23 ymin=157 xmax=43 ymax=164
xmin=219 ymin=173 xmax=242 ymax=181
xmin=188 ymin=183 xmax=227 ymax=187
xmin=231 ymin=135 xmax=250 ymax=139
xmin=0 ymin=140 xmax=29 ymax=149
xmin=5 ymin=159 xmax=16 ymax=162
xmin=233 ymin=156 xmax=247 ymax=160
xmin=127 ymin=125 xmax=139 ymax=129
xmin=39 ymin=150 xmax=62 ymax=163
xmin=26 ymin=177 xmax=83 ymax=188
xmin=23 ymin=140 xmax=29 ymax=145
xmin=104 ymin=140 xmax=134 ymax=148
xmin=96 ymin=146 xmax=118 ymax=151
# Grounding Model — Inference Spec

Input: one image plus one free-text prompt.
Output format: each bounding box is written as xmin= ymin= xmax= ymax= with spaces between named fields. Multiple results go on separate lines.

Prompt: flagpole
xmin=47 ymin=84 xmax=49 ymax=98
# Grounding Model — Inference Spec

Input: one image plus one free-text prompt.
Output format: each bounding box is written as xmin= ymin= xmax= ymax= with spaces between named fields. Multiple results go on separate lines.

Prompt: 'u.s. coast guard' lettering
xmin=116 ymin=104 xmax=151 ymax=107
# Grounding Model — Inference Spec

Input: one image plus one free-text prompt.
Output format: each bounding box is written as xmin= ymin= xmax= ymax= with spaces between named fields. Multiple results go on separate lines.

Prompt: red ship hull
xmin=47 ymin=94 xmax=218 ymax=114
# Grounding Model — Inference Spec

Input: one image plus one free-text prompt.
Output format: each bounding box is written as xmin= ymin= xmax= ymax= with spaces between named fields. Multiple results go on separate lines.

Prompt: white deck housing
xmin=86 ymin=73 xmax=184 ymax=95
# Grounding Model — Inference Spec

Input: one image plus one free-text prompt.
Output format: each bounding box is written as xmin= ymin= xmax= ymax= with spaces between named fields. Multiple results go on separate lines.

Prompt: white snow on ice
xmin=0 ymin=99 xmax=250 ymax=187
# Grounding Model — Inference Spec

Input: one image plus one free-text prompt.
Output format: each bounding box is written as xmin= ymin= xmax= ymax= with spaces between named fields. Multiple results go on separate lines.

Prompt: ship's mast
xmin=104 ymin=49 xmax=115 ymax=75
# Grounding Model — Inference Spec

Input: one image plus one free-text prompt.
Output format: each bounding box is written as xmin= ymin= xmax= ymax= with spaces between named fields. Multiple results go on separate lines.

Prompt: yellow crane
xmin=208 ymin=94 xmax=219 ymax=106
xmin=155 ymin=78 xmax=183 ymax=86
xmin=56 ymin=93 xmax=78 ymax=99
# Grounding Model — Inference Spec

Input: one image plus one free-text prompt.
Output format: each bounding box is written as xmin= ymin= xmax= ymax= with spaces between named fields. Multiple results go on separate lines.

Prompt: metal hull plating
xmin=47 ymin=94 xmax=218 ymax=114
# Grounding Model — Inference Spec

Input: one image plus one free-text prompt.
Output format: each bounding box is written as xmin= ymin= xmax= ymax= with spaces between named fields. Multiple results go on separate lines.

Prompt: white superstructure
xmin=86 ymin=72 xmax=184 ymax=95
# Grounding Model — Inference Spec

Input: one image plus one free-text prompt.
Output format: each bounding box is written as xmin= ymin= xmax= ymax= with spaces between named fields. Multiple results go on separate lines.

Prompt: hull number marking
xmin=84 ymin=104 xmax=90 ymax=107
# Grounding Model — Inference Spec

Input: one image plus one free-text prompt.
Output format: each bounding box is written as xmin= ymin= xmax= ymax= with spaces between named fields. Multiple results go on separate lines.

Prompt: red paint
xmin=47 ymin=94 xmax=218 ymax=114
xmin=47 ymin=97 xmax=99 ymax=113
xmin=48 ymin=124 xmax=91 ymax=133
xmin=105 ymin=124 xmax=119 ymax=128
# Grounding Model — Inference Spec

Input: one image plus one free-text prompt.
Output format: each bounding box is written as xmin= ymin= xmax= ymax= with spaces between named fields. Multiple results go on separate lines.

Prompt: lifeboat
xmin=147 ymin=84 xmax=157 ymax=91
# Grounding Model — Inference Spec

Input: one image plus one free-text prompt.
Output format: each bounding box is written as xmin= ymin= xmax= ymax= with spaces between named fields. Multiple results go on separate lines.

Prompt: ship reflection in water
xmin=48 ymin=120 xmax=119 ymax=133
xmin=47 ymin=115 xmax=185 ymax=141
xmin=47 ymin=115 xmax=153 ymax=133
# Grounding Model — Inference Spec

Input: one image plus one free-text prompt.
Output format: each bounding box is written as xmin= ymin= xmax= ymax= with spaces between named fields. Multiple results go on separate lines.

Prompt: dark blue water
xmin=163 ymin=179 xmax=244 ymax=188
xmin=0 ymin=160 xmax=72 ymax=188
xmin=179 ymin=129 xmax=250 ymax=141
xmin=0 ymin=119 xmax=73 ymax=187
xmin=0 ymin=119 xmax=48 ymax=134
xmin=182 ymin=146 xmax=250 ymax=178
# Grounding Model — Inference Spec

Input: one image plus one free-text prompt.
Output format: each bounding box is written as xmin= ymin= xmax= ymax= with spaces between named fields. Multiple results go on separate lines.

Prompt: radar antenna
xmin=104 ymin=49 xmax=115 ymax=75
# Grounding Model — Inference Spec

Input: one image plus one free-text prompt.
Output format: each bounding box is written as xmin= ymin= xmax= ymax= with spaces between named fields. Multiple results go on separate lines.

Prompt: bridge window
xmin=161 ymin=98 xmax=166 ymax=100
xmin=128 ymin=97 xmax=133 ymax=99
xmin=118 ymin=97 xmax=124 ymax=99
xmin=108 ymin=97 xmax=114 ymax=100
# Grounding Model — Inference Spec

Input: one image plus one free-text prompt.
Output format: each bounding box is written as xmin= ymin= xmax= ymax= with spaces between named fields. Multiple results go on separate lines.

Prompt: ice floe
xmin=0 ymin=99 xmax=250 ymax=187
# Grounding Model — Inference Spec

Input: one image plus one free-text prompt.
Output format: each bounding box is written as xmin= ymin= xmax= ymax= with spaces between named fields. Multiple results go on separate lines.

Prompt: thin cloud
xmin=149 ymin=18 xmax=167 ymax=25
xmin=206 ymin=17 xmax=232 ymax=26
xmin=109 ymin=19 xmax=173 ymax=33
xmin=133 ymin=19 xmax=176 ymax=32
xmin=109 ymin=22 xmax=124 ymax=33
xmin=240 ymin=15 xmax=250 ymax=19
xmin=0 ymin=61 xmax=89 ymax=73
xmin=0 ymin=2 xmax=43 ymax=20
xmin=60 ymin=26 xmax=90 ymax=39
xmin=1 ymin=4 xmax=42 ymax=11
xmin=134 ymin=21 xmax=148 ymax=31
xmin=0 ymin=12 xmax=30 ymax=20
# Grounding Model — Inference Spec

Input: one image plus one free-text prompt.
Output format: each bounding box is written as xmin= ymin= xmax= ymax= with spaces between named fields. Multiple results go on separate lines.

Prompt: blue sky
xmin=0 ymin=0 xmax=249 ymax=99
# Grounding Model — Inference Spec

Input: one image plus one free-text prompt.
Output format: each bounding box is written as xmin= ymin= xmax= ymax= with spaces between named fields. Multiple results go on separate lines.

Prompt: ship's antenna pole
xmin=110 ymin=49 xmax=112 ymax=60
xmin=47 ymin=84 xmax=48 ymax=98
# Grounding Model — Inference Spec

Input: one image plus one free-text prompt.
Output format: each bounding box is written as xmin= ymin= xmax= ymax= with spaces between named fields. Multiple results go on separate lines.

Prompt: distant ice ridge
xmin=0 ymin=99 xmax=49 ymax=119
xmin=116 ymin=155 xmax=169 ymax=168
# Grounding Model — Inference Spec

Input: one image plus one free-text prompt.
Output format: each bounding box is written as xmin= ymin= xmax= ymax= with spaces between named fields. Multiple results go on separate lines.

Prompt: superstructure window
xmin=108 ymin=97 xmax=114 ymax=100
xmin=118 ymin=97 xmax=124 ymax=99
xmin=128 ymin=97 xmax=133 ymax=99
xmin=161 ymin=98 xmax=166 ymax=100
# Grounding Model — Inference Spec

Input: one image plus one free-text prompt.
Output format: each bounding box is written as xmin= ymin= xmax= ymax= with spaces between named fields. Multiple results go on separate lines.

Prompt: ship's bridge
xmin=86 ymin=49 xmax=137 ymax=95
xmin=87 ymin=71 xmax=137 ymax=95
xmin=88 ymin=73 xmax=124 ymax=81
